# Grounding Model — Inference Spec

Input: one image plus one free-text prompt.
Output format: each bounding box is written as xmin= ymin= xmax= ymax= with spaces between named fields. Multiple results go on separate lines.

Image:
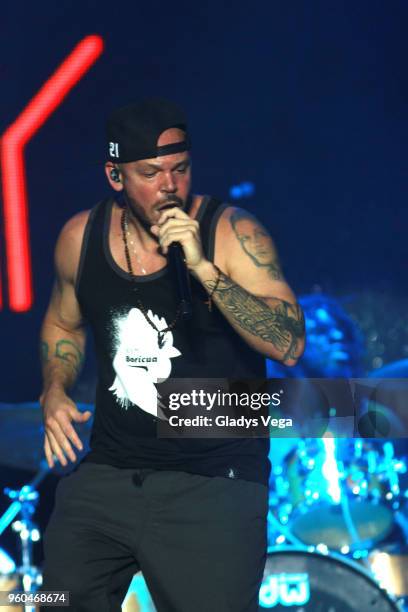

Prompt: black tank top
xmin=76 ymin=196 xmax=270 ymax=484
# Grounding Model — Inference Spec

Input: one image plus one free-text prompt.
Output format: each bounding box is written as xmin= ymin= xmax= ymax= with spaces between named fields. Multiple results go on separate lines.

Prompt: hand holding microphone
xmin=151 ymin=207 xmax=209 ymax=319
xmin=151 ymin=206 xmax=204 ymax=265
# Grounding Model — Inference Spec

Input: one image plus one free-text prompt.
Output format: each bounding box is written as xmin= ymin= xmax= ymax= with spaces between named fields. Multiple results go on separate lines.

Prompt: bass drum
xmin=259 ymin=548 xmax=400 ymax=611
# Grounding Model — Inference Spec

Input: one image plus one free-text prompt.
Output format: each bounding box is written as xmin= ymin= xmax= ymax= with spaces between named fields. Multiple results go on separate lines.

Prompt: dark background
xmin=1 ymin=1 xmax=407 ymax=397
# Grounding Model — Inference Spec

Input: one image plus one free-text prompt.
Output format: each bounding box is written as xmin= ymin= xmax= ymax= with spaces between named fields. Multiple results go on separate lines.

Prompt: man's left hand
xmin=151 ymin=207 xmax=207 ymax=273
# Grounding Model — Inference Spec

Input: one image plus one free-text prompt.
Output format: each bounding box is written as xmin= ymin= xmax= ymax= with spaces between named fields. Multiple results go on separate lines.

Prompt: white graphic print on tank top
xmin=109 ymin=308 xmax=181 ymax=417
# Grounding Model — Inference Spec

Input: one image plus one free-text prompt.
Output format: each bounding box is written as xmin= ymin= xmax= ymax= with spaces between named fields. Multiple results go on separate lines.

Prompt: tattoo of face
xmin=40 ymin=341 xmax=49 ymax=363
xmin=55 ymin=339 xmax=84 ymax=374
xmin=230 ymin=210 xmax=283 ymax=280
xmin=205 ymin=274 xmax=305 ymax=362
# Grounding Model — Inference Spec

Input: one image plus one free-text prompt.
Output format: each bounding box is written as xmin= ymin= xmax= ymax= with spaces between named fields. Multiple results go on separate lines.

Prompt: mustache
xmin=157 ymin=196 xmax=184 ymax=210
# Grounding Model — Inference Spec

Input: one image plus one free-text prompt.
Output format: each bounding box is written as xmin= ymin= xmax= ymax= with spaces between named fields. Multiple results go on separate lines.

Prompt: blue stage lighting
xmin=229 ymin=181 xmax=255 ymax=199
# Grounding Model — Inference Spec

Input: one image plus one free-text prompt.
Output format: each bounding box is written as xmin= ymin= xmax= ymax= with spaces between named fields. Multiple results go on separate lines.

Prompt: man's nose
xmin=161 ymin=171 xmax=177 ymax=192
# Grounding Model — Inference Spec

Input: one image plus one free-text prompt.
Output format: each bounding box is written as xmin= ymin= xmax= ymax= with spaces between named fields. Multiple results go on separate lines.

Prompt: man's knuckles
xmin=161 ymin=227 xmax=198 ymax=243
xmin=45 ymin=407 xmax=72 ymax=425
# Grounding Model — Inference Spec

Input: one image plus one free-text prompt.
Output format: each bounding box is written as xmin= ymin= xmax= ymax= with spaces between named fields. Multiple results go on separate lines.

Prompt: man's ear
xmin=104 ymin=162 xmax=123 ymax=191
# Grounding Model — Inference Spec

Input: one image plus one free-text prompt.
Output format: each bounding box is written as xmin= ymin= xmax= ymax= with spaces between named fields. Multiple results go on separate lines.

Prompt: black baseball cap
xmin=106 ymin=97 xmax=191 ymax=163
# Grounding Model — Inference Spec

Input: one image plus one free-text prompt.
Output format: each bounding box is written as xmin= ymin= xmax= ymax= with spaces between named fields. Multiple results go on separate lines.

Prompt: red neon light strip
xmin=0 ymin=34 xmax=104 ymax=312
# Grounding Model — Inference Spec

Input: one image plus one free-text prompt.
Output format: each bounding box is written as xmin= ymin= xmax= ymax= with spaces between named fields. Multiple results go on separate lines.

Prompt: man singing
xmin=40 ymin=98 xmax=305 ymax=611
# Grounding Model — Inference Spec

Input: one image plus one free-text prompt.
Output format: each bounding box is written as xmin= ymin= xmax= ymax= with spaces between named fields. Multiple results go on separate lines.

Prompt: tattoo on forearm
xmin=205 ymin=274 xmax=305 ymax=361
xmin=230 ymin=210 xmax=283 ymax=280
xmin=55 ymin=339 xmax=84 ymax=373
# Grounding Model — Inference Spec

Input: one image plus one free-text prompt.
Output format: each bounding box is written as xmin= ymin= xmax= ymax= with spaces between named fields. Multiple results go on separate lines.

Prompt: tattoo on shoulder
xmin=55 ymin=339 xmax=84 ymax=373
xmin=230 ymin=209 xmax=283 ymax=280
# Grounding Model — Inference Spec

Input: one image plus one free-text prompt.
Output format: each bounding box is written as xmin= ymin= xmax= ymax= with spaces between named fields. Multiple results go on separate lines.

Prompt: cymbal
xmin=0 ymin=402 xmax=94 ymax=474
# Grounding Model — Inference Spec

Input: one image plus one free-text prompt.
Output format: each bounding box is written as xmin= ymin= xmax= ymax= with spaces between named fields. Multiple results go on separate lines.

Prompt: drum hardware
xmin=267 ymin=508 xmax=306 ymax=548
xmin=0 ymin=548 xmax=15 ymax=574
xmin=367 ymin=546 xmax=408 ymax=600
xmin=0 ymin=462 xmax=51 ymax=611
xmin=0 ymin=402 xmax=93 ymax=609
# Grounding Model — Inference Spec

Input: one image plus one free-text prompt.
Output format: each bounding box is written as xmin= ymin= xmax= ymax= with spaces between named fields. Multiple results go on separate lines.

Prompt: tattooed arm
xmin=41 ymin=287 xmax=85 ymax=393
xmin=40 ymin=211 xmax=92 ymax=467
xmin=193 ymin=207 xmax=305 ymax=365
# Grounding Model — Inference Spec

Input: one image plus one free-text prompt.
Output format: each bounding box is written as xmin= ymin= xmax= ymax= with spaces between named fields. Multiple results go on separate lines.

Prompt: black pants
xmin=42 ymin=462 xmax=268 ymax=612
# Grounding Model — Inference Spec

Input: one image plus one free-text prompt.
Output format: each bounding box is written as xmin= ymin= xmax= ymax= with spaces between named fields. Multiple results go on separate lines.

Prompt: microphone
xmin=168 ymin=242 xmax=193 ymax=319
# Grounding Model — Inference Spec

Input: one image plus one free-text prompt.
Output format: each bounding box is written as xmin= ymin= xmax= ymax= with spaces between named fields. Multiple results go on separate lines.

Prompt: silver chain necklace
xmin=120 ymin=206 xmax=183 ymax=348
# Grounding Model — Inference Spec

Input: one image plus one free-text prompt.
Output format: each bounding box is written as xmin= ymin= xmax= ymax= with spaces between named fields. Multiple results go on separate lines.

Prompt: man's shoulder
xmin=192 ymin=196 xmax=235 ymax=223
xmin=213 ymin=203 xmax=280 ymax=275
xmin=211 ymin=204 xmax=241 ymax=268
xmin=60 ymin=209 xmax=92 ymax=238
xmin=57 ymin=209 xmax=94 ymax=252
xmin=216 ymin=204 xmax=271 ymax=236
xmin=55 ymin=210 xmax=92 ymax=281
xmin=216 ymin=204 xmax=248 ymax=237
xmin=218 ymin=204 xmax=258 ymax=221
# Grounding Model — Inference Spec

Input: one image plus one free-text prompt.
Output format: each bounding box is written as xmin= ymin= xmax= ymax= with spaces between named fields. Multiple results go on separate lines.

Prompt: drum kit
xmin=0 ymin=462 xmax=48 ymax=612
xmin=266 ymin=437 xmax=408 ymax=611
xmin=0 ymin=402 xmax=407 ymax=610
